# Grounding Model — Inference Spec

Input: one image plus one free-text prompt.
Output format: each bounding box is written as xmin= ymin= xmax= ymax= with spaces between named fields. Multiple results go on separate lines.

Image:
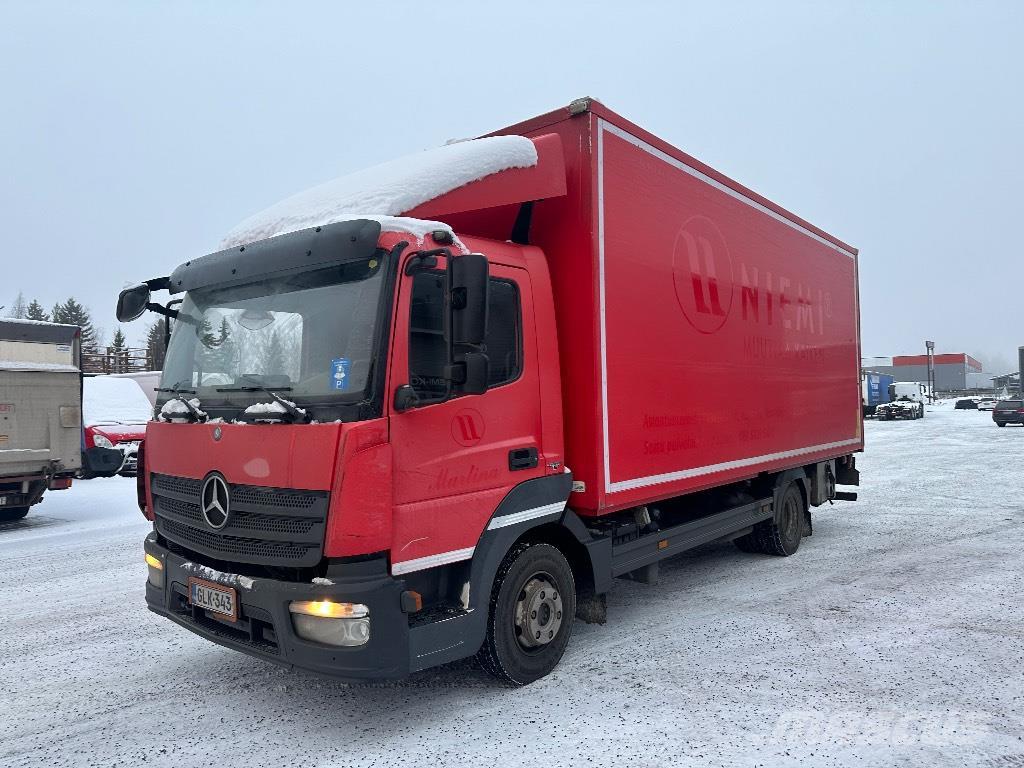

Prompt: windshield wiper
xmin=216 ymin=380 xmax=311 ymax=424
xmin=155 ymin=383 xmax=197 ymax=395
xmin=156 ymin=385 xmax=207 ymax=423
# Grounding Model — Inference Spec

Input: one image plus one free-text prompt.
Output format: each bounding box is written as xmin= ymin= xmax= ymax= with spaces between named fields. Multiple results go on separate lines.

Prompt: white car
xmin=976 ymin=399 xmax=998 ymax=411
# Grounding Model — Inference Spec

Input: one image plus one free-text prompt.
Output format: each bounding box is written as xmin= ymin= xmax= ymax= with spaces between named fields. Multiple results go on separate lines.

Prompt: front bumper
xmin=118 ymin=443 xmax=140 ymax=473
xmin=144 ymin=533 xmax=411 ymax=680
xmin=877 ymin=407 xmax=917 ymax=419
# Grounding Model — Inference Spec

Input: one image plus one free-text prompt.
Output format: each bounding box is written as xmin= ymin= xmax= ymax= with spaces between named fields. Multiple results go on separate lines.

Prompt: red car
xmin=83 ymin=376 xmax=154 ymax=475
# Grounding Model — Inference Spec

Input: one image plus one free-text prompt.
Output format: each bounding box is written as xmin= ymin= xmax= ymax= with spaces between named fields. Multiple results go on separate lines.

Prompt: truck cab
xmin=130 ymin=219 xmax=575 ymax=682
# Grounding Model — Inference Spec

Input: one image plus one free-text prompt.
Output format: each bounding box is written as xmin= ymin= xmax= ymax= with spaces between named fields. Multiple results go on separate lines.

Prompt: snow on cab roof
xmin=220 ymin=135 xmax=537 ymax=249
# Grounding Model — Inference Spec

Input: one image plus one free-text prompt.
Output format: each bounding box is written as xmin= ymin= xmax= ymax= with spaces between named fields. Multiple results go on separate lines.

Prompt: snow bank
xmin=83 ymin=376 xmax=154 ymax=426
xmin=220 ymin=135 xmax=537 ymax=248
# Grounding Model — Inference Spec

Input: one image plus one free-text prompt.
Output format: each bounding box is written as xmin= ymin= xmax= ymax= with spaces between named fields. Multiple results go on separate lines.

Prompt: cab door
xmin=387 ymin=252 xmax=544 ymax=574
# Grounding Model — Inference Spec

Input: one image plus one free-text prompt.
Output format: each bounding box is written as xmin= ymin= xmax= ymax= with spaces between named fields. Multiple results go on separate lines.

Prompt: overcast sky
xmin=2 ymin=1 xmax=1021 ymax=372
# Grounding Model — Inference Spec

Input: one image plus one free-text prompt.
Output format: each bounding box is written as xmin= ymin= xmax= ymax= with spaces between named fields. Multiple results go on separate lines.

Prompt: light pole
xmin=925 ymin=340 xmax=936 ymax=403
xmin=1018 ymin=346 xmax=1024 ymax=398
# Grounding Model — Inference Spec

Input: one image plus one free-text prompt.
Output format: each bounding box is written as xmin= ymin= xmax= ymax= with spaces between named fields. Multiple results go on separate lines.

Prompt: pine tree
xmin=54 ymin=297 xmax=99 ymax=352
xmin=26 ymin=300 xmax=49 ymax=321
xmin=211 ymin=317 xmax=236 ymax=372
xmin=8 ymin=292 xmax=27 ymax=319
xmin=146 ymin=319 xmax=167 ymax=370
xmin=263 ymin=330 xmax=285 ymax=374
xmin=106 ymin=327 xmax=126 ymax=372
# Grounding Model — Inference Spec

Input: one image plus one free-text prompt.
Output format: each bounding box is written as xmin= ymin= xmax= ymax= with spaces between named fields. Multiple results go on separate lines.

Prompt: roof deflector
xmin=404 ymin=133 xmax=566 ymax=220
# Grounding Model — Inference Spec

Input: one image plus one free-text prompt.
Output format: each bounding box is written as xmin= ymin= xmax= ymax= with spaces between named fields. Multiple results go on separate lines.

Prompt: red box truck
xmin=120 ymin=98 xmax=861 ymax=685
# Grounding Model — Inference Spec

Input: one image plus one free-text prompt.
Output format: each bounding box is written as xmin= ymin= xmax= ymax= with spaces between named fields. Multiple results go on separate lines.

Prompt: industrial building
xmin=991 ymin=371 xmax=1020 ymax=394
xmin=860 ymin=353 xmax=984 ymax=392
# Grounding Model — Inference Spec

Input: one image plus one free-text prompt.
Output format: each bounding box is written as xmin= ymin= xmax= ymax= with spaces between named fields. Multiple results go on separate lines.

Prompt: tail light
xmin=136 ymin=441 xmax=153 ymax=521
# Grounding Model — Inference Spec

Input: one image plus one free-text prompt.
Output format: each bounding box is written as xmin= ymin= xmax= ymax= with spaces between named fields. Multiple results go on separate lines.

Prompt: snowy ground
xmin=1 ymin=405 xmax=1021 ymax=768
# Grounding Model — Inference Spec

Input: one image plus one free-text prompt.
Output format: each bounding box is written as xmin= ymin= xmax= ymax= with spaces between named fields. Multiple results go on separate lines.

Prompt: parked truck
xmin=876 ymin=381 xmax=928 ymax=420
xmin=0 ymin=319 xmax=83 ymax=520
xmin=862 ymin=371 xmax=895 ymax=416
xmin=118 ymin=99 xmax=862 ymax=685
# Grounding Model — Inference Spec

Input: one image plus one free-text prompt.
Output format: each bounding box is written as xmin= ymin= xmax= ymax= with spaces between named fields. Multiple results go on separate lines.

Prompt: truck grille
xmin=151 ymin=473 xmax=328 ymax=568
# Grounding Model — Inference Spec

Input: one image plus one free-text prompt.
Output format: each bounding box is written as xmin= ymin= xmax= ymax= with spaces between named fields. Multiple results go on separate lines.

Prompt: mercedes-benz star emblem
xmin=212 ymin=426 xmax=222 ymax=441
xmin=200 ymin=474 xmax=230 ymax=530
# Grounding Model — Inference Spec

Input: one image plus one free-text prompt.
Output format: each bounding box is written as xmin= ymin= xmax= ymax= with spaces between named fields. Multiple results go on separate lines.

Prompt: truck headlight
xmin=93 ymin=434 xmax=114 ymax=449
xmin=289 ymin=600 xmax=370 ymax=646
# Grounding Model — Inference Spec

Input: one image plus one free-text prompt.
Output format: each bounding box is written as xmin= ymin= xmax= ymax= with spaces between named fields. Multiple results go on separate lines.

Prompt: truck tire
xmin=0 ymin=506 xmax=30 ymax=522
xmin=477 ymin=542 xmax=576 ymax=686
xmin=733 ymin=482 xmax=806 ymax=557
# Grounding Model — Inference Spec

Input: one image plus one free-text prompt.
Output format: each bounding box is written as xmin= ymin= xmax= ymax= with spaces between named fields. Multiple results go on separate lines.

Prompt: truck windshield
xmin=160 ymin=254 xmax=386 ymax=409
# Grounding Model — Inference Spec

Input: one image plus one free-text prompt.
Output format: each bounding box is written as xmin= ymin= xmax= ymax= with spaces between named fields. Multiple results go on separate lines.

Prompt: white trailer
xmin=0 ymin=319 xmax=84 ymax=520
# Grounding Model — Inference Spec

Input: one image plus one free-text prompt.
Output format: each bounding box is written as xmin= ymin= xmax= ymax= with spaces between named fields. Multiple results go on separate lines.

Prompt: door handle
xmin=508 ymin=447 xmax=539 ymax=471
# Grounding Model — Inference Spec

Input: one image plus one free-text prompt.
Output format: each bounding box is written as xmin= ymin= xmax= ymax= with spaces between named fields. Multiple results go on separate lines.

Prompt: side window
xmin=485 ymin=279 xmax=521 ymax=387
xmin=407 ymin=271 xmax=522 ymax=399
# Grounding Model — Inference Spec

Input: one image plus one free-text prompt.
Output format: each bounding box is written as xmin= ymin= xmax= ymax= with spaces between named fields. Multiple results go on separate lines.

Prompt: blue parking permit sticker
xmin=330 ymin=358 xmax=350 ymax=391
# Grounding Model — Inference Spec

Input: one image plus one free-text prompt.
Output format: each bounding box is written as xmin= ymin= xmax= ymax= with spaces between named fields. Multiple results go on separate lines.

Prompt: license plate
xmin=0 ymin=497 xmax=6 ymax=506
xmin=188 ymin=578 xmax=238 ymax=622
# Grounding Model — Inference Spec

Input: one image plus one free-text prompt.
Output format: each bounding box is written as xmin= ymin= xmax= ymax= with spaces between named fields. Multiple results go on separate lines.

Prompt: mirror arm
xmin=163 ymin=299 xmax=182 ymax=350
xmin=146 ymin=302 xmax=179 ymax=320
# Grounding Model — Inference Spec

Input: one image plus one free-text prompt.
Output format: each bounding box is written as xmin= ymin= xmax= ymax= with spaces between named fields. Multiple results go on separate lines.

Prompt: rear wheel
xmin=734 ymin=481 xmax=807 ymax=556
xmin=477 ymin=542 xmax=576 ymax=686
xmin=997 ymin=422 xmax=1006 ymax=427
xmin=0 ymin=506 xmax=30 ymax=522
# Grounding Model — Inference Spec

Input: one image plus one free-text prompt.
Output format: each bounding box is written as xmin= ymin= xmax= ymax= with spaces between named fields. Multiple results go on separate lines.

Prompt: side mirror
xmin=393 ymin=384 xmax=421 ymax=413
xmin=448 ymin=254 xmax=488 ymax=346
xmin=116 ymin=284 xmax=151 ymax=322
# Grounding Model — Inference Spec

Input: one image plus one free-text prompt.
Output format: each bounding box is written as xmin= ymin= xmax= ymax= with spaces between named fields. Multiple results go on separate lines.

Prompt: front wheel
xmin=477 ymin=542 xmax=576 ymax=686
xmin=0 ymin=506 xmax=30 ymax=522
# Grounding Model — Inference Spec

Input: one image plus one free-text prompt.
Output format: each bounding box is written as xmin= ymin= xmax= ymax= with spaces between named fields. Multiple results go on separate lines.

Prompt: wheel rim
xmin=514 ymin=572 xmax=564 ymax=651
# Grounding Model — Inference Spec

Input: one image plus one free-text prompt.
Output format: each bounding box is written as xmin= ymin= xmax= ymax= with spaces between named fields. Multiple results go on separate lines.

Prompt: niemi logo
xmin=672 ymin=216 xmax=734 ymax=333
xmin=451 ymin=408 xmax=485 ymax=447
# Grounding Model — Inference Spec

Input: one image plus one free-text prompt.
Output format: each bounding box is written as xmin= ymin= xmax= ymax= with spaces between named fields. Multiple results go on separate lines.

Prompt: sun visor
xmin=168 ymin=219 xmax=382 ymax=294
